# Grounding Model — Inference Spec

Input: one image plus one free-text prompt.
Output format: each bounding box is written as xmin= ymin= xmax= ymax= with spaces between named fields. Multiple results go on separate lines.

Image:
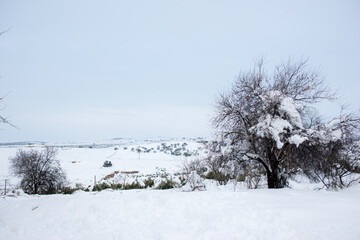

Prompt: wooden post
xmin=4 ymin=179 xmax=7 ymax=195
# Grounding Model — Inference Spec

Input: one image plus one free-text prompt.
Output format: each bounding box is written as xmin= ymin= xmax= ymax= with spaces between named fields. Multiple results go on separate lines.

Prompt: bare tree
xmin=0 ymin=27 xmax=12 ymax=36
xmin=0 ymin=95 xmax=15 ymax=127
xmin=0 ymin=27 xmax=15 ymax=128
xmin=213 ymin=58 xmax=359 ymax=189
xmin=9 ymin=147 xmax=66 ymax=194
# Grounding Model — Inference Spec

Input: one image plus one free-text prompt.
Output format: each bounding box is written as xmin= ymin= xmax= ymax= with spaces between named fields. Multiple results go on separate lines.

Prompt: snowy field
xmin=1 ymin=187 xmax=360 ymax=240
xmin=1 ymin=139 xmax=360 ymax=239
xmin=0 ymin=139 xmax=205 ymax=190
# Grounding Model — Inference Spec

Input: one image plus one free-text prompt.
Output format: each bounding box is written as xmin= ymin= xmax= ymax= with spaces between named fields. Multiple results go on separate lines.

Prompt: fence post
xmin=4 ymin=179 xmax=7 ymax=195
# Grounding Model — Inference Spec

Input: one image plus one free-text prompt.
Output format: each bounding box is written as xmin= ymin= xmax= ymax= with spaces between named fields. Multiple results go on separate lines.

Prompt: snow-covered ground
xmin=0 ymin=139 xmax=206 ymax=190
xmin=1 ymin=139 xmax=359 ymax=239
xmin=1 ymin=187 xmax=360 ymax=240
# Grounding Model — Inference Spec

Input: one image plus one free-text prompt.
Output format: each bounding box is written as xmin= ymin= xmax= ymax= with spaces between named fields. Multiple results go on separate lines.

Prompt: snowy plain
xmin=1 ymin=139 xmax=360 ymax=240
xmin=0 ymin=139 xmax=203 ymax=189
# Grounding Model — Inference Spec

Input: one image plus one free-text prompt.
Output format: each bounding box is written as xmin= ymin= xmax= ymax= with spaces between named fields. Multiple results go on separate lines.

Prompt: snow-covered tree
xmin=213 ymin=58 xmax=360 ymax=189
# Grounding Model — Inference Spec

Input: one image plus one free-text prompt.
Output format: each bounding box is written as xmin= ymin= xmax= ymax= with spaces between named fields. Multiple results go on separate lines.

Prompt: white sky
xmin=0 ymin=0 xmax=359 ymax=142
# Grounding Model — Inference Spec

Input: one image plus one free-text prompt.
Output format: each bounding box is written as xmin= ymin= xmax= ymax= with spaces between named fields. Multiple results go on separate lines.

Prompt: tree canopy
xmin=213 ymin=58 xmax=360 ymax=189
xmin=10 ymin=147 xmax=66 ymax=194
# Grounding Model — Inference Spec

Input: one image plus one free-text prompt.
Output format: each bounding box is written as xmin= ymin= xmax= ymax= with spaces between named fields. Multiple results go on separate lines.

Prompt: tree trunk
xmin=267 ymin=170 xmax=286 ymax=189
xmin=255 ymin=152 xmax=287 ymax=189
xmin=267 ymin=152 xmax=287 ymax=189
xmin=267 ymin=173 xmax=275 ymax=188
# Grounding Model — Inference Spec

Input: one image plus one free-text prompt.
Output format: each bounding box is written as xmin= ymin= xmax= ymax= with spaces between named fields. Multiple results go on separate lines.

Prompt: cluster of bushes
xmin=157 ymin=142 xmax=202 ymax=157
xmin=91 ymin=177 xmax=176 ymax=192
xmin=130 ymin=146 xmax=155 ymax=153
xmin=180 ymin=154 xmax=266 ymax=189
xmin=61 ymin=184 xmax=90 ymax=194
xmin=121 ymin=141 xmax=206 ymax=158
xmin=93 ymin=179 xmax=146 ymax=191
xmin=58 ymin=167 xmax=183 ymax=194
xmin=127 ymin=142 xmax=201 ymax=157
xmin=155 ymin=178 xmax=178 ymax=190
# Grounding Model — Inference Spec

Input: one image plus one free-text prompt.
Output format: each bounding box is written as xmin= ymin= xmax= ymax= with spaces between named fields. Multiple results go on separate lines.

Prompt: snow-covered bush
xmin=181 ymin=159 xmax=208 ymax=189
xmin=237 ymin=161 xmax=266 ymax=189
xmin=123 ymin=181 xmax=143 ymax=190
xmin=182 ymin=159 xmax=206 ymax=176
xmin=144 ymin=177 xmax=155 ymax=188
xmin=155 ymin=178 xmax=177 ymax=190
xmin=92 ymin=180 xmax=151 ymax=191
xmin=61 ymin=186 xmax=79 ymax=194
xmin=204 ymin=144 xmax=236 ymax=185
xmin=182 ymin=171 xmax=206 ymax=191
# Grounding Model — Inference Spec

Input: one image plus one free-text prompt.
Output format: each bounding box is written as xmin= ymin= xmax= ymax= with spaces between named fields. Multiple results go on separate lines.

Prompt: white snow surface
xmin=0 ymin=140 xmax=203 ymax=188
xmin=1 ymin=140 xmax=359 ymax=239
xmin=277 ymin=95 xmax=303 ymax=129
xmin=1 ymin=187 xmax=360 ymax=240
xmin=288 ymin=134 xmax=308 ymax=147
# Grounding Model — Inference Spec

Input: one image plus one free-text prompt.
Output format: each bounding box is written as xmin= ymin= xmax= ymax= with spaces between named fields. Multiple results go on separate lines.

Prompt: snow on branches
xmin=250 ymin=90 xmax=307 ymax=149
xmin=213 ymin=57 xmax=360 ymax=189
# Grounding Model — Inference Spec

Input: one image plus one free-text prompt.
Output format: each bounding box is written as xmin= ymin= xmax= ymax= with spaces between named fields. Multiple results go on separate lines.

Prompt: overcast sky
xmin=0 ymin=0 xmax=359 ymax=143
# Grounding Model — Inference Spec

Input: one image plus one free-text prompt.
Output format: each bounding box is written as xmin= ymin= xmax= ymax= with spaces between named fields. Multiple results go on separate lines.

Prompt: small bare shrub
xmin=9 ymin=147 xmax=66 ymax=194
